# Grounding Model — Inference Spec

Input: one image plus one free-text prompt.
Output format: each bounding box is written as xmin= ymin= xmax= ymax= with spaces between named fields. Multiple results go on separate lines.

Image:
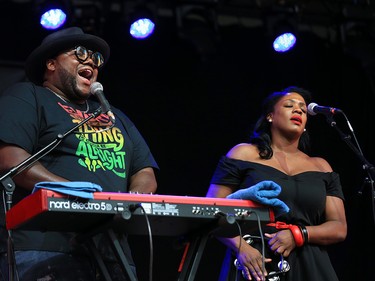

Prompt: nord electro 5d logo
xmin=49 ymin=199 xmax=113 ymax=212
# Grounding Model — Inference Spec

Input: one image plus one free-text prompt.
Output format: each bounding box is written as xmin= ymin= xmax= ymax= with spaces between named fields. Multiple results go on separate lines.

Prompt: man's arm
xmin=129 ymin=167 xmax=157 ymax=194
xmin=0 ymin=144 xmax=68 ymax=191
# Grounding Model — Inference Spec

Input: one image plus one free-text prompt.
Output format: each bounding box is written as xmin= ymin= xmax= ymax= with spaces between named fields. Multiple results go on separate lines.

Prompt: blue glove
xmin=226 ymin=180 xmax=289 ymax=216
xmin=33 ymin=181 xmax=103 ymax=199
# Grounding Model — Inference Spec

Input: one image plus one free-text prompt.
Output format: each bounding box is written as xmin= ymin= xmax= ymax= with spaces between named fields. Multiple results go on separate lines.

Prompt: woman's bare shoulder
xmin=309 ymin=156 xmax=333 ymax=172
xmin=226 ymin=143 xmax=259 ymax=161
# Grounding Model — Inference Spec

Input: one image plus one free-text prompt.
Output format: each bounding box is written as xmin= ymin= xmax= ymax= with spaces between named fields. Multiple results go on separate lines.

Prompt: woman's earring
xmin=268 ymin=118 xmax=272 ymax=123
xmin=304 ymin=128 xmax=306 ymax=132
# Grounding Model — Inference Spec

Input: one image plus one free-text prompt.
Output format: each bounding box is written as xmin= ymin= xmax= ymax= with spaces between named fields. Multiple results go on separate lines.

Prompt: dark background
xmin=1 ymin=0 xmax=374 ymax=280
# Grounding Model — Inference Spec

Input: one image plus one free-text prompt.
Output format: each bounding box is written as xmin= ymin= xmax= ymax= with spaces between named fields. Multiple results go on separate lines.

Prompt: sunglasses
xmin=72 ymin=46 xmax=104 ymax=68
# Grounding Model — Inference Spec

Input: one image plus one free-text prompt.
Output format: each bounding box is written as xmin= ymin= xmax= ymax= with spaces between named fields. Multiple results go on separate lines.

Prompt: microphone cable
xmin=340 ymin=111 xmax=364 ymax=157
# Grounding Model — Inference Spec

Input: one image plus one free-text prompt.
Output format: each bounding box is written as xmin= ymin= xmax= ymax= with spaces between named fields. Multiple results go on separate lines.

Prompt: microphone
xmin=90 ymin=82 xmax=115 ymax=123
xmin=307 ymin=103 xmax=342 ymax=116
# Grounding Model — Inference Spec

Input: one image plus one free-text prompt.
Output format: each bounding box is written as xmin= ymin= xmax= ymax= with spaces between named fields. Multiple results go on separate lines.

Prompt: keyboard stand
xmin=77 ymin=210 xmax=239 ymax=281
xmin=177 ymin=231 xmax=211 ymax=281
xmin=76 ymin=218 xmax=138 ymax=281
xmin=177 ymin=213 xmax=237 ymax=281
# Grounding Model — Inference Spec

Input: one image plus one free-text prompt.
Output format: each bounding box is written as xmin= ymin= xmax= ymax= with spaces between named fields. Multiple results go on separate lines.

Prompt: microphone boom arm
xmin=325 ymin=115 xmax=375 ymax=179
xmin=325 ymin=115 xmax=375 ymax=225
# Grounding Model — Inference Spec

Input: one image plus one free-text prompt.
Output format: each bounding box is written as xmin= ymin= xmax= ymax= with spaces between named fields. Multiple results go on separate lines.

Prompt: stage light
xmin=129 ymin=17 xmax=155 ymax=39
xmin=36 ymin=0 xmax=71 ymax=30
xmin=266 ymin=14 xmax=298 ymax=53
xmin=127 ymin=3 xmax=157 ymax=40
xmin=40 ymin=8 xmax=67 ymax=30
xmin=273 ymin=32 xmax=297 ymax=52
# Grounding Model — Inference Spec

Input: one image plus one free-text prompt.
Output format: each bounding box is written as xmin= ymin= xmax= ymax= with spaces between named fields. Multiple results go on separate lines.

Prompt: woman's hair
xmin=250 ymin=86 xmax=312 ymax=159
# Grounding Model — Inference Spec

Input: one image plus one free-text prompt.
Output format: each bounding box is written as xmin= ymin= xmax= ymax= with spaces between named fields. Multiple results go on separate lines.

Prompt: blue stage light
xmin=273 ymin=32 xmax=297 ymax=52
xmin=40 ymin=8 xmax=67 ymax=30
xmin=129 ymin=18 xmax=155 ymax=39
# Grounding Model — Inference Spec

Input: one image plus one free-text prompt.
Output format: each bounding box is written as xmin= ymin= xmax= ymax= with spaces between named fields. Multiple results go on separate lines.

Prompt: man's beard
xmin=58 ymin=67 xmax=86 ymax=102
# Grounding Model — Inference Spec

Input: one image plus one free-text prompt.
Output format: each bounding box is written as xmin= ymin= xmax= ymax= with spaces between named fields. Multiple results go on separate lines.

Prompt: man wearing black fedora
xmin=0 ymin=27 xmax=159 ymax=280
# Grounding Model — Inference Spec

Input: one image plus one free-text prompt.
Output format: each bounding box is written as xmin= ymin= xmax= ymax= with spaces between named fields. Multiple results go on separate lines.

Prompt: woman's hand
xmin=265 ymin=230 xmax=296 ymax=257
xmin=236 ymin=242 xmax=272 ymax=281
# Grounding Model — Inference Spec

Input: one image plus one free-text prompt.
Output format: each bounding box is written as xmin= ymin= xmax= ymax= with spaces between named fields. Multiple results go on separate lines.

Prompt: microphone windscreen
xmin=90 ymin=82 xmax=103 ymax=95
xmin=307 ymin=103 xmax=318 ymax=115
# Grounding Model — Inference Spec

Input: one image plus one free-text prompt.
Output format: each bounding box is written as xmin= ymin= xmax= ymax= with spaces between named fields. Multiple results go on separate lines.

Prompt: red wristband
xmin=289 ymin=225 xmax=304 ymax=247
xmin=267 ymin=221 xmax=304 ymax=247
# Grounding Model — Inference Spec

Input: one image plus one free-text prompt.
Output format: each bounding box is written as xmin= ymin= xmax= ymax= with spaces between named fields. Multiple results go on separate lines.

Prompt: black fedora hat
xmin=25 ymin=27 xmax=110 ymax=85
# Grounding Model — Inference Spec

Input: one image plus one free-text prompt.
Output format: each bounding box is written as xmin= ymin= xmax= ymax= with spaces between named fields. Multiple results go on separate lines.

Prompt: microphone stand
xmin=0 ymin=107 xmax=102 ymax=281
xmin=325 ymin=115 xmax=375 ymax=225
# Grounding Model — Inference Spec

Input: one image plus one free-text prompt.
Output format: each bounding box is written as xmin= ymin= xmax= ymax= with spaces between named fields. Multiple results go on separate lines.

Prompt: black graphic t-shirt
xmin=0 ymin=82 xmax=158 ymax=255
